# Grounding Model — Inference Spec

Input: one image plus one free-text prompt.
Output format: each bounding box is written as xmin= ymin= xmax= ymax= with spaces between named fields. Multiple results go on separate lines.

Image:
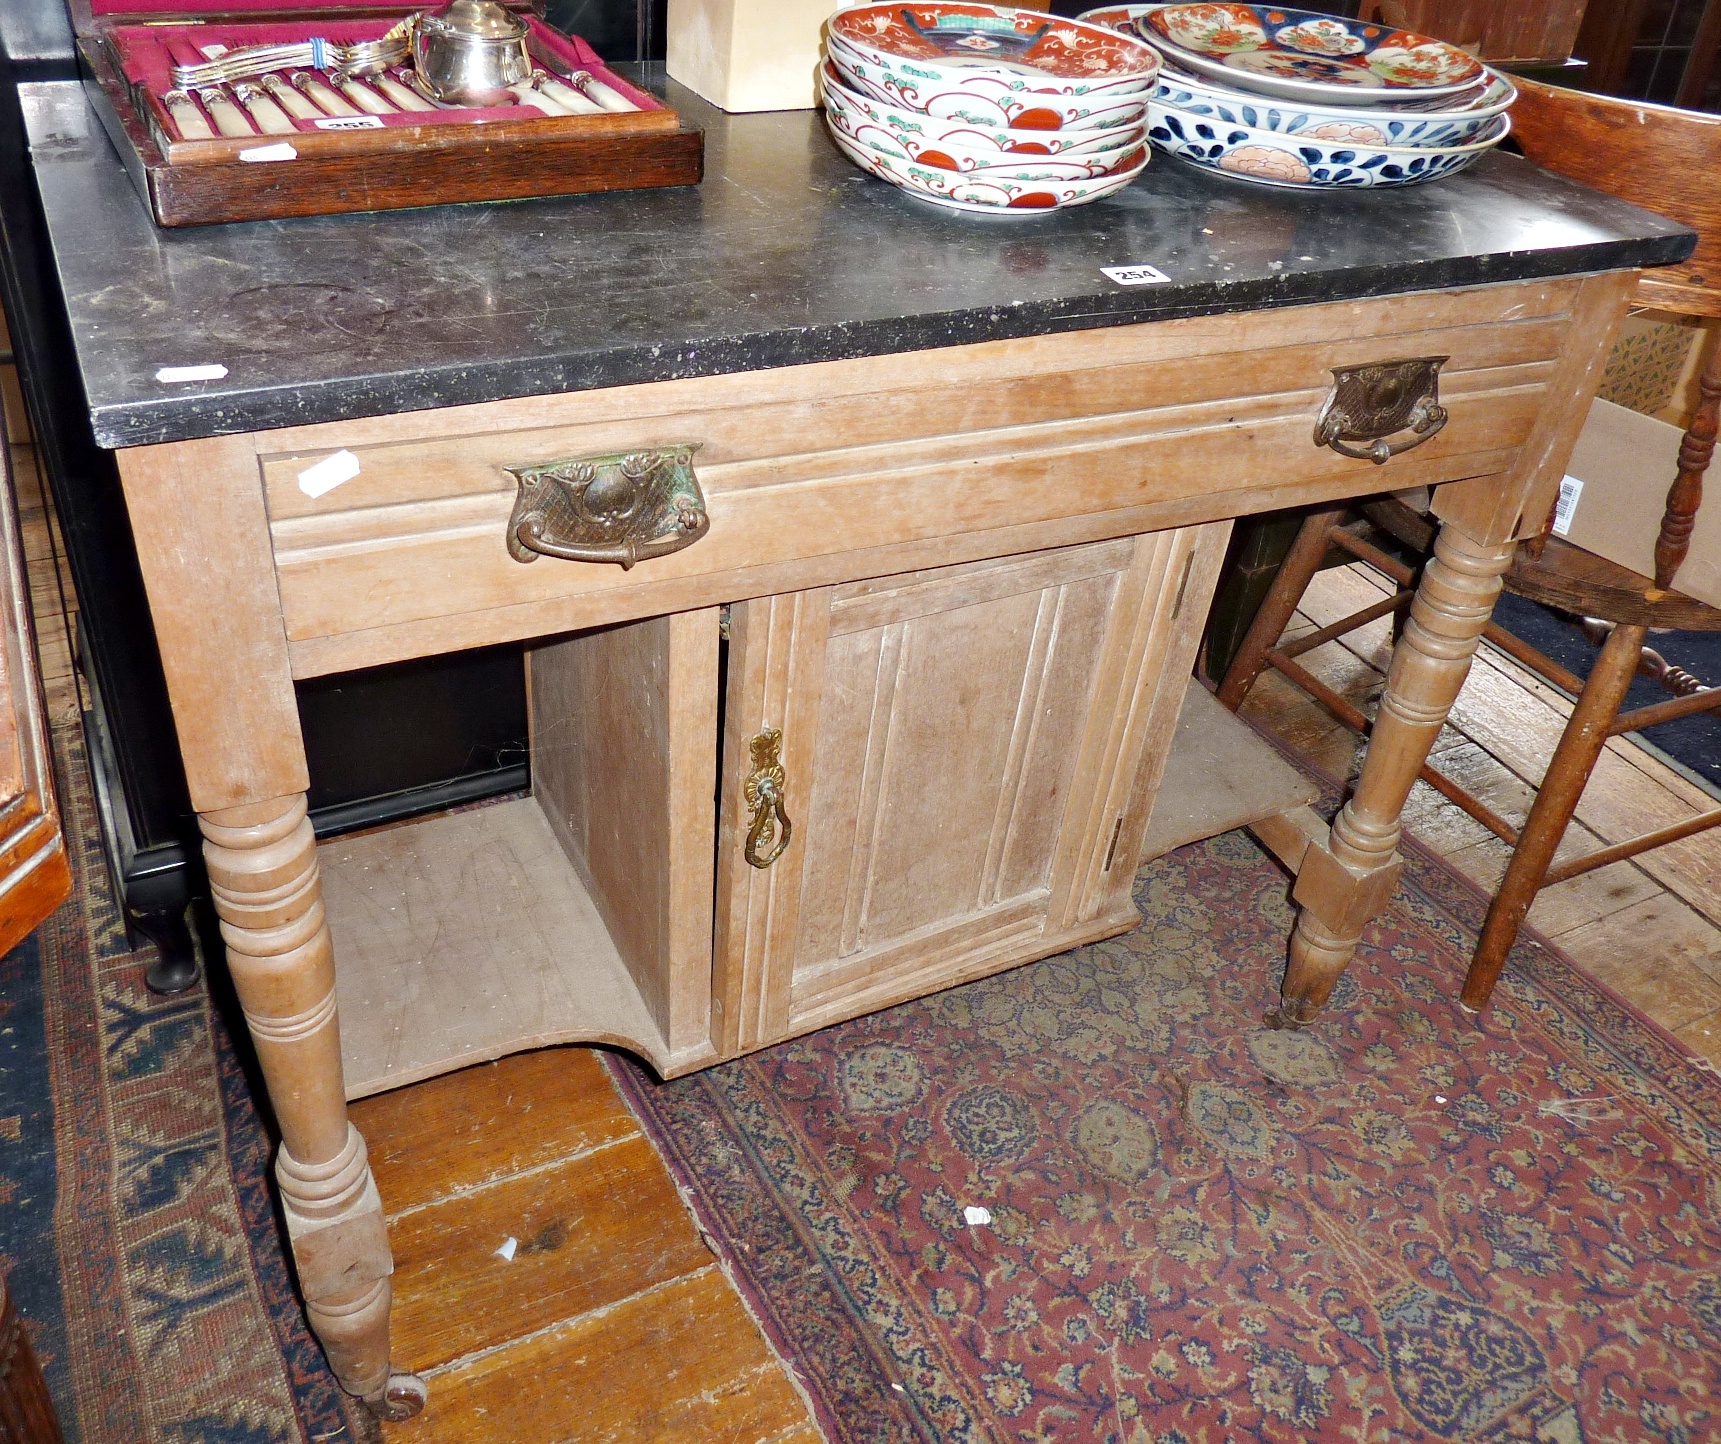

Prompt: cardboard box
xmin=666 ymin=0 xmax=831 ymax=111
xmin=1554 ymin=397 xmax=1721 ymax=611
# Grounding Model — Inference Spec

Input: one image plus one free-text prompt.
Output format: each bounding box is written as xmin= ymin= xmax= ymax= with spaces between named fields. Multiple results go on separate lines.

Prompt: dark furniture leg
xmin=0 ymin=1277 xmax=65 ymax=1444
xmin=1218 ymin=506 xmax=1347 ymax=710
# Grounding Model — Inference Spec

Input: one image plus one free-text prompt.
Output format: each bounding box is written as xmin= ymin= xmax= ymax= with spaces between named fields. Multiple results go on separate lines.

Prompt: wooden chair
xmin=1218 ymin=77 xmax=1721 ymax=1012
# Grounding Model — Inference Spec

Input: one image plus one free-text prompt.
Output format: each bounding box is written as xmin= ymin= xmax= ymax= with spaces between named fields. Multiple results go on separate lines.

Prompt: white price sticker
xmin=1101 ymin=264 xmax=1171 ymax=286
xmin=1552 ymin=475 xmax=1583 ymax=536
xmin=240 ymin=142 xmax=299 ymax=163
xmin=298 ymin=449 xmax=363 ymax=499
xmin=314 ymin=115 xmax=385 ymax=131
xmin=154 ymin=363 xmax=228 ymax=384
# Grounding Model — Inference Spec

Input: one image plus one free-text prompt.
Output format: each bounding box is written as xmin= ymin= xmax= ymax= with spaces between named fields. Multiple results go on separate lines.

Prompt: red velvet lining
xmin=89 ymin=0 xmax=405 ymax=12
xmin=106 ymin=14 xmax=659 ymax=131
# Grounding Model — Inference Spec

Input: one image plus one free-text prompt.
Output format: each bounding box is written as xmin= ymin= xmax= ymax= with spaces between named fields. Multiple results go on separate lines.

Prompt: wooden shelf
xmin=325 ymin=680 xmax=1320 ymax=1100
xmin=1141 ymin=681 xmax=1320 ymax=860
xmin=324 ymin=797 xmax=672 ymax=1100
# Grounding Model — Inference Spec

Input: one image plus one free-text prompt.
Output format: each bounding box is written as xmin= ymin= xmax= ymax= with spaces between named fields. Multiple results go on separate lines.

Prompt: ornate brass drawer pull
xmin=743 ymin=728 xmax=792 ymax=869
xmin=1315 ymin=357 xmax=1448 ymax=465
xmin=505 ymin=444 xmax=708 ymax=568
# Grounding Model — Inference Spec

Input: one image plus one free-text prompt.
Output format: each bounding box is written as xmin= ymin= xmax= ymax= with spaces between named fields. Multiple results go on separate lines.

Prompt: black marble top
xmin=20 ymin=72 xmax=1695 ymax=450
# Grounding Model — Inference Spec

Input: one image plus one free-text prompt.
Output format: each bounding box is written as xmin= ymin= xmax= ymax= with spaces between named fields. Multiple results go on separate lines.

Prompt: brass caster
xmin=1263 ymin=1005 xmax=1314 ymax=1031
xmin=366 ymin=1369 xmax=427 ymax=1422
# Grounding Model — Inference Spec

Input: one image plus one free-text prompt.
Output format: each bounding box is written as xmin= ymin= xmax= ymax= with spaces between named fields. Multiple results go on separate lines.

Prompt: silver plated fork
xmin=170 ymin=25 xmax=411 ymax=89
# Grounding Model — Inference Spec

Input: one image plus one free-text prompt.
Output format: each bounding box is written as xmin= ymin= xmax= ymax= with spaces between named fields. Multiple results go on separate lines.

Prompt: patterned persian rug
xmin=610 ymin=822 xmax=1721 ymax=1442
xmin=0 ymin=719 xmax=368 ymax=1444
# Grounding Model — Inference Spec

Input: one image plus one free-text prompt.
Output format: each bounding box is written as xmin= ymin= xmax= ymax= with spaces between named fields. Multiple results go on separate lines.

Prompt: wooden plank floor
xmin=10 ymin=317 xmax=1720 ymax=1436
xmin=349 ymin=1051 xmax=819 ymax=1444
xmin=1238 ymin=562 xmax=1721 ymax=1065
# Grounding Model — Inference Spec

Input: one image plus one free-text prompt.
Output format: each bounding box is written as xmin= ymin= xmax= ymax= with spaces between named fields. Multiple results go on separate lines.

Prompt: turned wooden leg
xmin=1461 ymin=621 xmax=1646 ymax=1011
xmin=200 ymin=794 xmax=425 ymax=1422
xmin=1273 ymin=522 xmax=1516 ymax=1026
xmin=1653 ymin=331 xmax=1719 ymax=590
xmin=1216 ymin=505 xmax=1347 ymax=710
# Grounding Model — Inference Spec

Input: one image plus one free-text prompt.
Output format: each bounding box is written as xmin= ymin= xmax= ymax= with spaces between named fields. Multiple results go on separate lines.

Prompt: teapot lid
xmin=418 ymin=0 xmax=529 ymax=39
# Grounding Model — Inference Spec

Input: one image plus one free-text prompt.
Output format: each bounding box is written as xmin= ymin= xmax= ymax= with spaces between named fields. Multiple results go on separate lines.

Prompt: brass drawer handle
xmin=1315 ymin=357 xmax=1448 ymax=465
xmin=743 ymin=728 xmax=792 ymax=869
xmin=505 ymin=444 xmax=709 ymax=569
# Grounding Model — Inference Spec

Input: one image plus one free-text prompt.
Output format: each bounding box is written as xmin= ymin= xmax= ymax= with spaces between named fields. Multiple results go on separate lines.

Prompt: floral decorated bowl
xmin=1141 ymin=3 xmax=1486 ymax=107
xmin=1153 ymin=60 xmax=1514 ymax=147
xmin=1076 ymin=4 xmax=1172 ymax=31
xmin=1145 ymin=98 xmax=1509 ymax=187
xmin=821 ymin=61 xmax=1147 ymax=157
xmin=828 ymin=3 xmax=1161 ymax=98
xmin=825 ymin=75 xmax=1148 ymax=179
xmin=826 ymin=113 xmax=1150 ymax=212
xmin=828 ymin=31 xmax=1152 ymax=129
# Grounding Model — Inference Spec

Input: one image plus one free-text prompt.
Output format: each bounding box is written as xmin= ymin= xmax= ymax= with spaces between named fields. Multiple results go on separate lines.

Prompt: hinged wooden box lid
xmin=71 ymin=0 xmax=703 ymax=225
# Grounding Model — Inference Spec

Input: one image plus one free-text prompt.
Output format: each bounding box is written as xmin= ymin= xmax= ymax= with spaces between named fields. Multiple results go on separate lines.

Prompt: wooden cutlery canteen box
xmin=71 ymin=0 xmax=704 ymax=226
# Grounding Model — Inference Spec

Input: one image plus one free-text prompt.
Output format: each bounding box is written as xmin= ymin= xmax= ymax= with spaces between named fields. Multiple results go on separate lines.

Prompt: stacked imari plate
xmin=1079 ymin=3 xmax=1515 ymax=190
xmin=821 ymin=2 xmax=1160 ymax=214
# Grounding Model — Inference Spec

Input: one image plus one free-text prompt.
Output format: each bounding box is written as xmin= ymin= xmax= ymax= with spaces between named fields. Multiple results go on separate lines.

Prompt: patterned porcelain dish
xmin=821 ymin=61 xmax=1146 ymax=157
xmin=1142 ymin=3 xmax=1486 ymax=106
xmin=1146 ymin=98 xmax=1509 ymax=187
xmin=1152 ymin=61 xmax=1514 ymax=147
xmin=825 ymin=75 xmax=1148 ymax=178
xmin=827 ymin=27 xmax=1152 ymax=129
xmin=826 ymin=114 xmax=1150 ymax=212
xmin=828 ymin=3 xmax=1161 ymax=95
xmin=1080 ymin=4 xmax=1505 ymax=111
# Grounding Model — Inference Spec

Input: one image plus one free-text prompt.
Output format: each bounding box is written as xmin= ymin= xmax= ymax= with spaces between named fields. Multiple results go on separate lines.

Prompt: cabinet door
xmin=713 ymin=525 xmax=1229 ymax=1053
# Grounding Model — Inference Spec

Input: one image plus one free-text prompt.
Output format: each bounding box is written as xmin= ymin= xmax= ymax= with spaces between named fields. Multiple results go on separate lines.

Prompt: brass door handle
xmin=505 ymin=444 xmax=708 ymax=568
xmin=743 ymin=728 xmax=792 ymax=869
xmin=1315 ymin=357 xmax=1448 ymax=465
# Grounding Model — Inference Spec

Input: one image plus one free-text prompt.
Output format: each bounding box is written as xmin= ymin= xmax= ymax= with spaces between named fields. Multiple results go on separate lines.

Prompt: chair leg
xmin=1653 ymin=329 xmax=1719 ymax=589
xmin=1217 ymin=505 xmax=1347 ymax=710
xmin=1461 ymin=620 xmax=1649 ymax=1012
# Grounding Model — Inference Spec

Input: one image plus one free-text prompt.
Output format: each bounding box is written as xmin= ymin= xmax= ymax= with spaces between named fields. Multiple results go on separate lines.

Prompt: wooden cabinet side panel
xmin=1046 ymin=521 xmax=1234 ymax=928
xmin=712 ymin=590 xmax=829 ymax=1054
xmin=530 ymin=610 xmax=719 ymax=1058
xmin=1083 ymin=522 xmax=1235 ymax=921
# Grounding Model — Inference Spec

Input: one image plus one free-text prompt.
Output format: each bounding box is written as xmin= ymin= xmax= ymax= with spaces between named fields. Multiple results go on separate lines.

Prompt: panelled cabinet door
xmin=713 ymin=525 xmax=1230 ymax=1053
xmin=0 ymin=446 xmax=70 ymax=956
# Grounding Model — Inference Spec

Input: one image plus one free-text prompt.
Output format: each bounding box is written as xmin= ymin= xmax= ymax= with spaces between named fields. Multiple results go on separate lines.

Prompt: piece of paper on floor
xmin=495 ymin=1236 xmax=518 ymax=1261
xmin=963 ymin=1205 xmax=991 ymax=1228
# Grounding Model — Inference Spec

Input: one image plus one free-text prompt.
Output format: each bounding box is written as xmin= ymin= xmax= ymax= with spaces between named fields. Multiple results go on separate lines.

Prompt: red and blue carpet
xmin=610 ymin=819 xmax=1721 ymax=1442
xmin=0 ymin=723 xmax=367 ymax=1444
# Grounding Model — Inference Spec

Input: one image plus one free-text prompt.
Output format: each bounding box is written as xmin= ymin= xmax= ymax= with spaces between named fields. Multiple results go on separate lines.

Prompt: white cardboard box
xmin=1555 ymin=397 xmax=1721 ymax=611
xmin=667 ymin=0 xmax=832 ymax=112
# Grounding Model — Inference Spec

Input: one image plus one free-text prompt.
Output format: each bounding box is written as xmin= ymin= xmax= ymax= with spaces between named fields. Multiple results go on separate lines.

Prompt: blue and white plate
xmin=1154 ymin=62 xmax=1514 ymax=148
xmin=1146 ymin=100 xmax=1509 ymax=188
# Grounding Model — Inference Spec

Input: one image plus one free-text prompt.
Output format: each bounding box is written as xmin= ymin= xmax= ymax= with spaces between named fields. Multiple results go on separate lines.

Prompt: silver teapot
xmin=411 ymin=0 xmax=532 ymax=106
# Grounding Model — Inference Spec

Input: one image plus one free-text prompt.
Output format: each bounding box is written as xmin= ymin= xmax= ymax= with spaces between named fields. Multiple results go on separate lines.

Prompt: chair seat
xmin=1506 ymin=536 xmax=1721 ymax=632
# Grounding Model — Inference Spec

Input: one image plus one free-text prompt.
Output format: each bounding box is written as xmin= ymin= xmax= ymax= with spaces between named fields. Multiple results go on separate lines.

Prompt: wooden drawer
xmin=712 ymin=523 xmax=1229 ymax=1052
xmin=258 ymin=278 xmax=1582 ymax=677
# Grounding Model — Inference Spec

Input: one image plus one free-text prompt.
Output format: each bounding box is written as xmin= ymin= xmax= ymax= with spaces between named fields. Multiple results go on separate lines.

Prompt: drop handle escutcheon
xmin=743 ymin=728 xmax=792 ymax=869
xmin=505 ymin=444 xmax=708 ymax=568
xmin=1315 ymin=357 xmax=1448 ymax=465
